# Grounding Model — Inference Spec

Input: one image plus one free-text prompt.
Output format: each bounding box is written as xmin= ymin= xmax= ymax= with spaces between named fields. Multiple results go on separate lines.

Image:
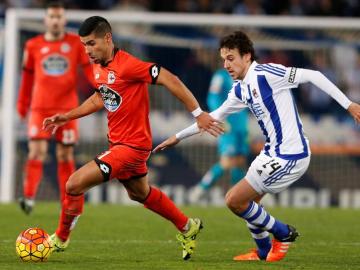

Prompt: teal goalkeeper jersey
xmin=207 ymin=69 xmax=248 ymax=135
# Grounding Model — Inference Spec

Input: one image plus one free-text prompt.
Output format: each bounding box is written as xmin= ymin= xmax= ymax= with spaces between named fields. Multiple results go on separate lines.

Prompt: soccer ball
xmin=15 ymin=228 xmax=53 ymax=262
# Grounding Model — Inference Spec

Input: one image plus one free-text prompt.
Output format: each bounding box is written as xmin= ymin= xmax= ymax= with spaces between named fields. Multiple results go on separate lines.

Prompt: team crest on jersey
xmin=107 ymin=71 xmax=116 ymax=84
xmin=99 ymin=84 xmax=122 ymax=112
xmin=95 ymin=73 xmax=100 ymax=79
xmin=42 ymin=53 xmax=69 ymax=76
xmin=60 ymin=42 xmax=71 ymax=53
xmin=252 ymin=88 xmax=259 ymax=98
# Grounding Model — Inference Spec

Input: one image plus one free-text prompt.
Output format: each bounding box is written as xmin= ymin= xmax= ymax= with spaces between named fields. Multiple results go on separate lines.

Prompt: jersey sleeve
xmin=17 ymin=40 xmax=35 ymax=118
xmin=260 ymin=63 xmax=303 ymax=94
xmin=210 ymin=83 xmax=248 ymax=121
xmin=22 ymin=40 xmax=35 ymax=71
xmin=123 ymin=52 xmax=160 ymax=84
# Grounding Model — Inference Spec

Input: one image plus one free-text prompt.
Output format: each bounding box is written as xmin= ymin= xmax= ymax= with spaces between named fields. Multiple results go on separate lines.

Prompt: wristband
xmin=191 ymin=107 xmax=203 ymax=118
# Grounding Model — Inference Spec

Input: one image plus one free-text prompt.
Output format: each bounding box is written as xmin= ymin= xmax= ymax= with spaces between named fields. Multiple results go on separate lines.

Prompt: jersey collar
xmin=242 ymin=60 xmax=258 ymax=84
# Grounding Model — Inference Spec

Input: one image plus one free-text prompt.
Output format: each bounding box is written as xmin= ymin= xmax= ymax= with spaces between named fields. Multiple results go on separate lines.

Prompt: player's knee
xmin=225 ymin=190 xmax=248 ymax=213
xmin=56 ymin=145 xmax=74 ymax=161
xmin=28 ymin=149 xmax=46 ymax=161
xmin=127 ymin=190 xmax=147 ymax=202
xmin=65 ymin=173 xmax=83 ymax=195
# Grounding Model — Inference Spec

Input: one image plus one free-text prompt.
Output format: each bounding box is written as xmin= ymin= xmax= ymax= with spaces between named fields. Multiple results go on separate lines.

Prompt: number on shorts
xmin=262 ymin=159 xmax=282 ymax=176
xmin=62 ymin=129 xmax=75 ymax=144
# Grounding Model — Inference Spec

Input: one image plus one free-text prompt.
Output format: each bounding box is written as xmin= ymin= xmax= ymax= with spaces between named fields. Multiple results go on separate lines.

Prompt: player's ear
xmin=105 ymin=32 xmax=112 ymax=44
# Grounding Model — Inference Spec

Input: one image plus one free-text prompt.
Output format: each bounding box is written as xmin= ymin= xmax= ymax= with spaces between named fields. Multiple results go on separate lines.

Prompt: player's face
xmin=80 ymin=32 xmax=112 ymax=64
xmin=220 ymin=47 xmax=251 ymax=80
xmin=44 ymin=8 xmax=66 ymax=37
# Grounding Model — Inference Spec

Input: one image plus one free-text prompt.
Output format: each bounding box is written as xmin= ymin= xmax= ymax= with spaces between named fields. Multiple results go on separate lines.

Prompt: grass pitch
xmin=0 ymin=203 xmax=359 ymax=270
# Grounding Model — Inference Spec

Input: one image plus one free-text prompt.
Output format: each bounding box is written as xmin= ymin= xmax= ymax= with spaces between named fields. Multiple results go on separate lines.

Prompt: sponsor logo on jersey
xmin=40 ymin=47 xmax=49 ymax=54
xmin=60 ymin=42 xmax=71 ymax=53
xmin=252 ymin=88 xmax=259 ymax=98
xmin=95 ymin=73 xmax=100 ymax=79
xmin=249 ymin=102 xmax=265 ymax=120
xmin=99 ymin=84 xmax=122 ymax=112
xmin=107 ymin=71 xmax=116 ymax=84
xmin=288 ymin=67 xmax=297 ymax=83
xmin=42 ymin=54 xmax=69 ymax=76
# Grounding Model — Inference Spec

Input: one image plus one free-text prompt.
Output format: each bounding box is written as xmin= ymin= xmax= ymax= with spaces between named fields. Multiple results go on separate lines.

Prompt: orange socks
xmin=56 ymin=193 xmax=84 ymax=241
xmin=144 ymin=186 xmax=188 ymax=231
xmin=57 ymin=160 xmax=76 ymax=204
xmin=23 ymin=159 xmax=43 ymax=199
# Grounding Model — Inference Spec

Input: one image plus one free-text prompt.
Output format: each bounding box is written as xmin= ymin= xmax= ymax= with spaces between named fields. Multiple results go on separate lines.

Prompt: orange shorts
xmin=28 ymin=110 xmax=78 ymax=145
xmin=94 ymin=144 xmax=151 ymax=181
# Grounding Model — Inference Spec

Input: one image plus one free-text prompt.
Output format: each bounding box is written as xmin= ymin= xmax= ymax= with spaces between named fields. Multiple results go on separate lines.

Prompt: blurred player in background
xmin=189 ymin=68 xmax=249 ymax=204
xmin=43 ymin=16 xmax=222 ymax=260
xmin=154 ymin=31 xmax=360 ymax=262
xmin=16 ymin=1 xmax=94 ymax=214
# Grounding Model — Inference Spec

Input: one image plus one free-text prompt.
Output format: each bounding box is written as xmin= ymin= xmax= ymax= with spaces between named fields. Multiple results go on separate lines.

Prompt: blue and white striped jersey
xmin=176 ymin=61 xmax=351 ymax=160
xmin=213 ymin=61 xmax=309 ymax=160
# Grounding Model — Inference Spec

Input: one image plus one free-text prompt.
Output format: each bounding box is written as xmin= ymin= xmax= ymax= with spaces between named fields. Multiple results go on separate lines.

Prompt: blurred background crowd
xmin=1 ymin=1 xmax=360 ymax=122
xmin=2 ymin=0 xmax=360 ymax=16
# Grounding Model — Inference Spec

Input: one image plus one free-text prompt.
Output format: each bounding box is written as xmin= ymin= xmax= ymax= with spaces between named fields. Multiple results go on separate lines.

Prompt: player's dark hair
xmin=78 ymin=16 xmax=112 ymax=37
xmin=45 ymin=1 xmax=65 ymax=9
xmin=220 ymin=31 xmax=256 ymax=61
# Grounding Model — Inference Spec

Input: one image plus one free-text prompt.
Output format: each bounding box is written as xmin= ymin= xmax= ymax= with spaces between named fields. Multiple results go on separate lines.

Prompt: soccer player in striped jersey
xmin=153 ymin=31 xmax=360 ymax=262
xmin=43 ymin=16 xmax=223 ymax=260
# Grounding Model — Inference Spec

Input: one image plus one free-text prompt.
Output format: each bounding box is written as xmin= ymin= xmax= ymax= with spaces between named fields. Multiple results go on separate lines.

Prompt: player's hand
xmin=196 ymin=112 xmax=224 ymax=137
xmin=152 ymin=135 xmax=180 ymax=153
xmin=42 ymin=113 xmax=69 ymax=134
xmin=348 ymin=102 xmax=360 ymax=124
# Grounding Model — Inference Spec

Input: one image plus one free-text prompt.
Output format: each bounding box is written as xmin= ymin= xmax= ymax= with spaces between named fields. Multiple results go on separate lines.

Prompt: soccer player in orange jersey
xmin=43 ymin=16 xmax=223 ymax=260
xmin=16 ymin=2 xmax=94 ymax=214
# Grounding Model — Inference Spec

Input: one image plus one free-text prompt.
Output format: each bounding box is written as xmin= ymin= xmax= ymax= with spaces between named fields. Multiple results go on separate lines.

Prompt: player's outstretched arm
xmin=43 ymin=92 xmax=103 ymax=133
xmin=348 ymin=102 xmax=360 ymax=124
xmin=156 ymin=67 xmax=224 ymax=137
xmin=298 ymin=69 xmax=352 ymax=110
xmin=153 ymin=135 xmax=179 ymax=153
xmin=153 ymin=97 xmax=244 ymax=153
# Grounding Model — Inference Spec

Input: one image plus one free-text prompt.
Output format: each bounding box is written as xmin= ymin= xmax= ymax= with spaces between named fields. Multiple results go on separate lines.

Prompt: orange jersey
xmin=93 ymin=49 xmax=160 ymax=150
xmin=20 ymin=33 xmax=92 ymax=112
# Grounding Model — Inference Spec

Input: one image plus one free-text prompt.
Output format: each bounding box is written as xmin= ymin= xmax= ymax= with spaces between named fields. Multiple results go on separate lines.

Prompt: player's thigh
xmin=55 ymin=143 xmax=74 ymax=161
xmin=54 ymin=119 xmax=79 ymax=145
xmin=67 ymin=160 xmax=104 ymax=194
xmin=28 ymin=139 xmax=48 ymax=160
xmin=225 ymin=178 xmax=261 ymax=209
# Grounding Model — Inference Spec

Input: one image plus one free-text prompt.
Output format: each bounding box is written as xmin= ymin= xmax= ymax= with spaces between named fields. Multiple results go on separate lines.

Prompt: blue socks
xmin=239 ymin=201 xmax=291 ymax=259
xmin=246 ymin=222 xmax=271 ymax=259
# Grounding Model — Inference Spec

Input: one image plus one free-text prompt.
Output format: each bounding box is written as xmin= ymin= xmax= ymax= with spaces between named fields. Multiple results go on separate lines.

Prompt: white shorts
xmin=245 ymin=152 xmax=311 ymax=195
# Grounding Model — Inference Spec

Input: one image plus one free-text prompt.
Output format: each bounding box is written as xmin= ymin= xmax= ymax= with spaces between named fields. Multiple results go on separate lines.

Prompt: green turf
xmin=0 ymin=203 xmax=359 ymax=270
